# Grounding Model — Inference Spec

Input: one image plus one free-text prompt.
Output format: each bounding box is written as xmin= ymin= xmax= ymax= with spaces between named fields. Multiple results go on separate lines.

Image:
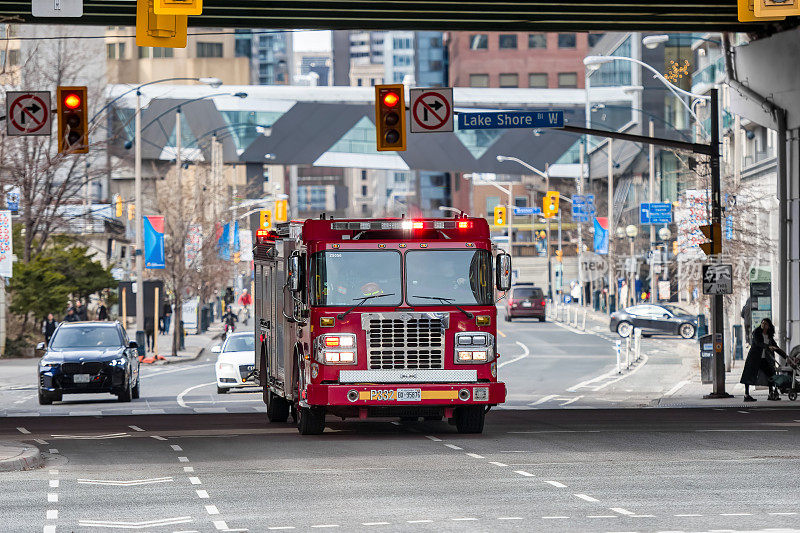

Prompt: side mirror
xmin=128 ymin=341 xmax=138 ymax=349
xmin=288 ymin=254 xmax=303 ymax=292
xmin=36 ymin=342 xmax=45 ymax=351
xmin=211 ymin=345 xmax=222 ymax=353
xmin=663 ymin=313 xmax=671 ymax=319
xmin=495 ymin=253 xmax=512 ymax=292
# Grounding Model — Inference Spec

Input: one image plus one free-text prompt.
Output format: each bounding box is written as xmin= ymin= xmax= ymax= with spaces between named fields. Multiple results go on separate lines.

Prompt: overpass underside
xmin=3 ymin=0 xmax=779 ymax=31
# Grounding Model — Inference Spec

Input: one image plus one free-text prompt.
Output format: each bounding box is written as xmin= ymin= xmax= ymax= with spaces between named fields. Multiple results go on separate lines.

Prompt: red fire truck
xmin=253 ymin=216 xmax=511 ymax=434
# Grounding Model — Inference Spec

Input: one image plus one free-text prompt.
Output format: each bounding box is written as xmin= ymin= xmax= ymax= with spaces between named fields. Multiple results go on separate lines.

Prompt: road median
xmin=0 ymin=441 xmax=43 ymax=472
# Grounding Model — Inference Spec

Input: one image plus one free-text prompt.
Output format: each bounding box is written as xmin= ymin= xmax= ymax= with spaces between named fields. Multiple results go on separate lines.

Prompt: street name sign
xmin=572 ymin=194 xmax=595 ymax=223
xmin=409 ymin=88 xmax=453 ymax=133
xmin=457 ymin=110 xmax=564 ymax=130
xmin=702 ymin=264 xmax=733 ymax=295
xmin=32 ymin=0 xmax=83 ymax=17
xmin=6 ymin=91 xmax=51 ymax=136
xmin=513 ymin=206 xmax=541 ymax=215
xmin=640 ymin=202 xmax=672 ymax=224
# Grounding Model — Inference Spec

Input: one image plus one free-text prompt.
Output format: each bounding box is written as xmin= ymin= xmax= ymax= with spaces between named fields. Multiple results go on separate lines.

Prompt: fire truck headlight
xmin=325 ymin=352 xmax=340 ymax=363
xmin=471 ymin=351 xmax=488 ymax=361
xmin=457 ymin=351 xmax=472 ymax=362
xmin=454 ymin=332 xmax=495 ymax=364
xmin=317 ymin=334 xmax=357 ymax=365
xmin=339 ymin=352 xmax=355 ymax=363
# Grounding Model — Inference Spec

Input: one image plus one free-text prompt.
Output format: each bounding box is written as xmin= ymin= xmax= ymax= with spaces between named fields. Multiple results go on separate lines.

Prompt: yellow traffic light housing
xmin=543 ymin=191 xmax=559 ymax=218
xmin=259 ymin=209 xmax=272 ymax=229
xmin=136 ymin=0 xmax=188 ymax=48
xmin=375 ymin=84 xmax=406 ymax=152
xmin=274 ymin=200 xmax=288 ymax=223
xmin=737 ymin=0 xmax=785 ymax=21
xmin=555 ymin=249 xmax=563 ymax=262
xmin=493 ymin=205 xmax=507 ymax=226
xmin=115 ymin=195 xmax=123 ymax=217
xmin=154 ymin=0 xmax=202 ymax=15
xmin=56 ymin=86 xmax=88 ymax=154
xmin=127 ymin=203 xmax=135 ymax=221
xmin=754 ymin=0 xmax=800 ymax=18
xmin=699 ymin=223 xmax=722 ymax=256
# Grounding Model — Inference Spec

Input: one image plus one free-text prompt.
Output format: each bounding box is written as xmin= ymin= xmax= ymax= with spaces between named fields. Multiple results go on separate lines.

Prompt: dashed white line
xmin=34 ymin=439 xmax=49 ymax=445
xmin=769 ymin=512 xmax=798 ymax=516
xmin=514 ymin=470 xmax=535 ymax=477
xmin=737 ymin=410 xmax=750 ymax=414
xmin=49 ymin=470 xmax=59 ymax=475
xmin=267 ymin=527 xmax=296 ymax=530
xmin=196 ymin=490 xmax=209 ymax=499
xmin=188 ymin=477 xmax=202 ymax=485
xmin=151 ymin=435 xmax=168 ymax=441
xmin=407 ymin=520 xmax=433 ymax=524
xmin=43 ymin=526 xmax=56 ymax=533
xmin=587 ymin=515 xmax=616 ymax=518
xmin=630 ymin=514 xmax=656 ymax=518
xmin=497 ymin=517 xmax=523 ymax=520
xmin=49 ymin=480 xmax=59 ymax=488
xmin=310 ymin=525 xmax=340 ymax=529
xmin=213 ymin=521 xmax=229 ymax=531
xmin=575 ymin=493 xmax=599 ymax=502
xmin=47 ymin=493 xmax=58 ymax=503
xmin=674 ymin=514 xmax=703 ymax=517
xmin=205 ymin=505 xmax=220 ymax=515
xmin=178 ymin=456 xmax=190 ymax=462
xmin=542 ymin=516 xmax=570 ymax=519
xmin=46 ymin=510 xmax=58 ymax=520
xmin=451 ymin=517 xmax=478 ymax=521
xmin=465 ymin=453 xmax=485 ymax=459
xmin=720 ymin=513 xmax=752 ymax=516
xmin=128 ymin=425 xmax=145 ymax=432
xmin=184 ymin=466 xmax=194 ymax=472
xmin=48 ymin=448 xmax=58 ymax=454
xmin=16 ymin=426 xmax=30 ymax=434
xmin=544 ymin=480 xmax=567 ymax=488
xmin=170 ymin=444 xmax=183 ymax=451
xmin=361 ymin=522 xmax=390 ymax=526
xmin=489 ymin=461 xmax=508 ymax=467
xmin=443 ymin=444 xmax=462 ymax=450
xmin=611 ymin=508 xmax=635 ymax=516
xmin=424 ymin=436 xmax=442 ymax=442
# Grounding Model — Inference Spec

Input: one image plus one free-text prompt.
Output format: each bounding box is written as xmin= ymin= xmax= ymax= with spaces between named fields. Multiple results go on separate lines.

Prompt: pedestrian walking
xmin=144 ymin=316 xmax=155 ymax=353
xmin=740 ymin=318 xmax=781 ymax=402
xmin=42 ymin=313 xmax=57 ymax=344
xmin=74 ymin=300 xmax=88 ymax=321
xmin=96 ymin=300 xmax=108 ymax=321
xmin=163 ymin=301 xmax=172 ymax=334
xmin=740 ymin=296 xmax=752 ymax=344
xmin=63 ymin=308 xmax=80 ymax=322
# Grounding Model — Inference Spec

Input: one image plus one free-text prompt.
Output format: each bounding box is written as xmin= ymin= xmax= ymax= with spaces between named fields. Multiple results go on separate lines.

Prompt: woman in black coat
xmin=740 ymin=318 xmax=779 ymax=402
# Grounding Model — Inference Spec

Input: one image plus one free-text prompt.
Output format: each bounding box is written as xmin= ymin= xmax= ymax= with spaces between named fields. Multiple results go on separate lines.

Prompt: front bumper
xmin=39 ymin=366 xmax=126 ymax=393
xmin=216 ymin=365 xmax=257 ymax=388
xmin=507 ymin=307 xmax=545 ymax=318
xmin=306 ymin=382 xmax=506 ymax=407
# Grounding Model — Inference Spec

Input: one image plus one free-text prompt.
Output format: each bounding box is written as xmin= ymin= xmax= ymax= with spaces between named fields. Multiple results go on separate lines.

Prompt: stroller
xmin=769 ymin=346 xmax=800 ymax=401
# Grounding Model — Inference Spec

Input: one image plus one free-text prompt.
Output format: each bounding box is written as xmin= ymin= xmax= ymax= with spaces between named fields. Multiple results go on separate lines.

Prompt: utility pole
xmin=577 ymin=141 xmax=585 ymax=307
xmin=134 ymin=90 xmax=144 ymax=346
xmin=545 ymin=164 xmax=552 ymax=301
xmin=607 ymin=139 xmax=615 ymax=313
xmin=648 ymin=119 xmax=656 ymax=304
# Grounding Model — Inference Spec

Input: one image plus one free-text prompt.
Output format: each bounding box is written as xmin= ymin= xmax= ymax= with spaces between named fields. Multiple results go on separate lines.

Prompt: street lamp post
xmin=625 ymin=224 xmax=638 ymax=307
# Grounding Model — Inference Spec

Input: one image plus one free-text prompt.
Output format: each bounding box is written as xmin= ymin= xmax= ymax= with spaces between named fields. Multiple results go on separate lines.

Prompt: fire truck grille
xmin=367 ymin=318 xmax=445 ymax=370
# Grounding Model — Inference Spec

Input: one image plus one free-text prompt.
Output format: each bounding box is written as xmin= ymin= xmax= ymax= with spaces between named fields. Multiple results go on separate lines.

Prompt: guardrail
xmin=548 ymin=302 xmax=588 ymax=333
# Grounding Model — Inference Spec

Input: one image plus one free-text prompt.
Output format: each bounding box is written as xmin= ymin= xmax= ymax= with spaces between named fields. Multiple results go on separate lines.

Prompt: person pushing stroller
xmin=740 ymin=318 xmax=785 ymax=402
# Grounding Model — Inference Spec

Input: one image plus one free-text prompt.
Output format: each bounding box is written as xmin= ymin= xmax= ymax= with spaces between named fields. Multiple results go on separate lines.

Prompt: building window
xmin=558 ymin=33 xmax=576 ymax=48
xmin=498 ymin=34 xmax=517 ymax=49
xmin=361 ymin=203 xmax=369 ymax=215
xmin=469 ymin=34 xmax=488 ymax=50
xmin=528 ymin=73 xmax=548 ymax=88
xmin=469 ymin=74 xmax=490 ymax=87
xmin=361 ymin=185 xmax=368 ymax=196
xmin=514 ymin=196 xmax=527 ymax=208
xmin=361 ymin=170 xmax=368 ymax=180
xmin=197 ymin=42 xmax=223 ymax=58
xmin=235 ymin=38 xmax=251 ymax=58
xmin=118 ymin=43 xmax=126 ymax=59
xmin=485 ymin=196 xmax=500 ymax=217
xmin=107 ymin=43 xmax=116 ymax=59
xmin=298 ymin=185 xmax=327 ymax=211
xmin=392 ymin=37 xmax=412 ymax=49
xmin=528 ymin=33 xmax=547 ymax=49
xmin=357 ymin=78 xmax=363 ymax=86
xmin=498 ymin=73 xmax=519 ymax=88
xmin=558 ymin=72 xmax=578 ymax=88
xmin=139 ymin=47 xmax=173 ymax=59
xmin=393 ymin=54 xmax=412 ymax=66
xmin=588 ymin=33 xmax=605 ymax=47
xmin=369 ymin=78 xmax=375 ymax=85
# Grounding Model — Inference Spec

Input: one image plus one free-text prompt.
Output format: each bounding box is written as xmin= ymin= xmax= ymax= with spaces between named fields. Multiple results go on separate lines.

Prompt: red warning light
xmin=383 ymin=92 xmax=400 ymax=108
xmin=64 ymin=93 xmax=81 ymax=110
xmin=458 ymin=220 xmax=471 ymax=229
xmin=412 ymin=221 xmax=424 ymax=229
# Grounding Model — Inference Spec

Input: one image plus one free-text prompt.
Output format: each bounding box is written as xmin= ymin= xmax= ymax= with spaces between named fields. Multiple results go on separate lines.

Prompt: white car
xmin=212 ymin=332 xmax=257 ymax=394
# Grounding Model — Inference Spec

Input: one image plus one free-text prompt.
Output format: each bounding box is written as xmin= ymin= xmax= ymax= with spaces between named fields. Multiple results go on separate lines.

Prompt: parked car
xmin=212 ymin=332 xmax=256 ymax=394
xmin=610 ymin=304 xmax=697 ymax=339
xmin=505 ymin=283 xmax=546 ymax=322
xmin=37 ymin=322 xmax=141 ymax=404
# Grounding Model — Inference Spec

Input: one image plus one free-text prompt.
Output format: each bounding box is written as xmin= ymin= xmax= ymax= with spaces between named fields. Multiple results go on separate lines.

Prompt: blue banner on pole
xmin=594 ymin=217 xmax=608 ymax=255
xmin=639 ymin=202 xmax=672 ymax=224
xmin=457 ymin=110 xmax=564 ymax=130
xmin=218 ymin=222 xmax=230 ymax=261
xmin=572 ymin=194 xmax=595 ymax=223
xmin=144 ymin=216 xmax=165 ymax=269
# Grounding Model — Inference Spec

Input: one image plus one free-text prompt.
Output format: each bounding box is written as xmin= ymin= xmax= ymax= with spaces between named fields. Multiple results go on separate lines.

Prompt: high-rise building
xmin=233 ymin=30 xmax=293 ymax=85
xmin=447 ymin=31 xmax=600 ymax=88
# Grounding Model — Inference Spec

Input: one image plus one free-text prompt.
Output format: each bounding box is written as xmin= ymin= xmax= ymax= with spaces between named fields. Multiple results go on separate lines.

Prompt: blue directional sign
xmin=514 ymin=206 xmax=542 ymax=216
xmin=458 ymin=110 xmax=564 ymax=130
xmin=571 ymin=194 xmax=595 ymax=223
xmin=640 ymin=202 xmax=672 ymax=224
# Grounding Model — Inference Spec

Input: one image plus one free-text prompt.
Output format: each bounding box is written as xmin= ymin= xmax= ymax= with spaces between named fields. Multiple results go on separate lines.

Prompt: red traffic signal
xmin=375 ymin=84 xmax=406 ymax=152
xmin=56 ymin=86 xmax=88 ymax=154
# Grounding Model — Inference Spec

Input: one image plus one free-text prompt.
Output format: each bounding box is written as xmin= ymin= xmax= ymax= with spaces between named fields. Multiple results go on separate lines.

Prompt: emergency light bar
xmin=330 ymin=220 xmax=472 ymax=231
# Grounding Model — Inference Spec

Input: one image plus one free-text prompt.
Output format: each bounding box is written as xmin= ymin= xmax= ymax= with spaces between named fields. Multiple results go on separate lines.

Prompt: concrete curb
xmin=0 ymin=441 xmax=43 ymax=472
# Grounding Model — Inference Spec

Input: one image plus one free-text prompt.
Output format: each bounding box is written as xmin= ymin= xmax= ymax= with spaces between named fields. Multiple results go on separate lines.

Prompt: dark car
xmin=37 ymin=322 xmax=141 ymax=405
xmin=505 ymin=283 xmax=546 ymax=322
xmin=610 ymin=304 xmax=697 ymax=339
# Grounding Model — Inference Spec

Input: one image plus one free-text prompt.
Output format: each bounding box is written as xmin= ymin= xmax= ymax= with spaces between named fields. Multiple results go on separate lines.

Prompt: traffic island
xmin=0 ymin=441 xmax=43 ymax=472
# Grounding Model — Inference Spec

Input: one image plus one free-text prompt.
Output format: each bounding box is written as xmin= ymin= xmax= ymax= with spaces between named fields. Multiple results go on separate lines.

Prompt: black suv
xmin=37 ymin=322 xmax=141 ymax=404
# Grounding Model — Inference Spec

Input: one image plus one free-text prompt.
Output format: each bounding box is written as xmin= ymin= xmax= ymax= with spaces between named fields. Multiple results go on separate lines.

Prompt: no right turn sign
xmin=409 ymin=87 xmax=453 ymax=133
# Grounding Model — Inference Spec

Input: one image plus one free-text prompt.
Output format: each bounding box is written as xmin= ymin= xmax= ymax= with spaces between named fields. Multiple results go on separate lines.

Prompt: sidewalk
xmin=0 ymin=441 xmax=43 ymax=472
xmin=147 ymin=322 xmax=224 ymax=364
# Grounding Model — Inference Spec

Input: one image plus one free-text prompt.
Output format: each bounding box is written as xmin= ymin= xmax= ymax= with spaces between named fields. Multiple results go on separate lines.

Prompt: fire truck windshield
xmin=406 ymin=249 xmax=492 ymax=306
xmin=310 ymin=250 xmax=403 ymax=307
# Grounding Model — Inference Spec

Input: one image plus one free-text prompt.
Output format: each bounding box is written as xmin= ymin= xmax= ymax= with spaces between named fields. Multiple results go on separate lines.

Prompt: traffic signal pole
xmin=135 ymin=90 xmax=145 ymax=341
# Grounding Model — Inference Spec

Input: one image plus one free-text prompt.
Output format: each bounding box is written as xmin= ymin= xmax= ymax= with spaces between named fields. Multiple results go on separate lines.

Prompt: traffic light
xmin=56 ymin=86 xmax=88 ymax=154
xmin=699 ymin=223 xmax=722 ymax=256
xmin=154 ymin=0 xmax=202 ymax=15
xmin=135 ymin=0 xmax=188 ymax=48
xmin=543 ymin=191 xmax=560 ymax=218
xmin=259 ymin=209 xmax=272 ymax=230
xmin=493 ymin=205 xmax=507 ymax=226
xmin=274 ymin=200 xmax=287 ymax=222
xmin=127 ymin=203 xmax=135 ymax=221
xmin=555 ymin=249 xmax=563 ymax=262
xmin=375 ymin=84 xmax=406 ymax=151
xmin=115 ymin=195 xmax=123 ymax=217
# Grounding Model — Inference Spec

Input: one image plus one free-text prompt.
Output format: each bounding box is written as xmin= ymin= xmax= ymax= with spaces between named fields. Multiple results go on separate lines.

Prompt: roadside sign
xmin=457 ymin=110 xmax=564 ymax=130
xmin=409 ymin=88 xmax=453 ymax=133
xmin=32 ymin=0 xmax=83 ymax=17
xmin=513 ymin=206 xmax=541 ymax=216
xmin=6 ymin=91 xmax=51 ymax=136
xmin=702 ymin=264 xmax=733 ymax=295
xmin=572 ymin=194 xmax=595 ymax=223
xmin=640 ymin=202 xmax=672 ymax=224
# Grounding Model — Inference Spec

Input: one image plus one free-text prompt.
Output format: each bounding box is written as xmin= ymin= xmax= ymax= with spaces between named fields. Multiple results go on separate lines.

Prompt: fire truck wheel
xmin=266 ymin=390 xmax=290 ymax=423
xmin=297 ymin=406 xmax=326 ymax=435
xmin=454 ymin=406 xmax=485 ymax=434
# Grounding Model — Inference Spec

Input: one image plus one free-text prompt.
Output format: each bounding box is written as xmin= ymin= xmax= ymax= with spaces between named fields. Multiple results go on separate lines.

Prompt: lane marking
xmin=575 ymin=494 xmax=599 ymax=502
xmin=78 ymin=477 xmax=173 ymax=486
xmin=49 ymin=470 xmax=59 ymax=475
xmin=529 ymin=394 xmax=558 ymax=406
xmin=587 ymin=515 xmax=616 ymax=518
xmin=49 ymin=480 xmax=59 ymax=488
xmin=498 ymin=330 xmax=507 ymax=338
xmin=498 ymin=341 xmax=530 ymax=369
xmin=674 ymin=514 xmax=703 ymax=517
xmin=128 ymin=425 xmax=145 ymax=432
xmin=48 ymin=493 xmax=58 ymax=503
xmin=310 ymin=525 xmax=340 ymax=529
xmin=51 ymin=433 xmax=129 ymax=440
xmin=567 ymin=352 xmax=649 ymax=392
xmin=177 ymin=381 xmax=217 ymax=408
xmin=46 ymin=510 xmax=58 ymax=519
xmin=720 ymin=513 xmax=752 ymax=516
xmin=630 ymin=514 xmax=655 ymax=518
xmin=465 ymin=453 xmax=485 ymax=459
xmin=407 ymin=520 xmax=433 ymax=524
xmin=542 ymin=516 xmax=570 ymax=519
xmin=559 ymin=396 xmax=584 ymax=406
xmin=362 ymin=522 xmax=390 ymax=526
xmin=489 ymin=462 xmax=508 ymax=467
xmin=184 ymin=467 xmax=194 ymax=472
xmin=170 ymin=445 xmax=183 ymax=451
xmin=16 ymin=426 xmax=30 ymax=434
xmin=514 ymin=470 xmax=535 ymax=477
xmin=509 ymin=430 xmax=601 ymax=434
xmin=424 ymin=436 xmax=442 ymax=442
xmin=443 ymin=444 xmax=462 ymax=450
xmin=268 ymin=528 xmax=296 ymax=530
xmin=34 ymin=439 xmax=49 ymax=445
xmin=205 ymin=505 xmax=220 ymax=515
xmin=141 ymin=363 xmax=213 ymax=380
xmin=48 ymin=449 xmax=58 ymax=454
xmin=498 ymin=517 xmax=523 ymax=520
xmin=451 ymin=518 xmax=477 ymax=521
xmin=695 ymin=429 xmax=788 ymax=433
xmin=213 ymin=521 xmax=229 ymax=531
xmin=178 ymin=456 xmax=190 ymax=462
xmin=196 ymin=490 xmax=209 ymax=499
xmin=544 ymin=480 xmax=567 ymax=488
xmin=611 ymin=508 xmax=635 ymax=516
xmin=188 ymin=477 xmax=202 ymax=485
xmin=151 ymin=436 xmax=168 ymax=441
xmin=769 ymin=512 xmax=798 ymax=516
xmin=43 ymin=526 xmax=56 ymax=533
xmin=663 ymin=380 xmax=690 ymax=397
xmin=737 ymin=410 xmax=750 ymax=414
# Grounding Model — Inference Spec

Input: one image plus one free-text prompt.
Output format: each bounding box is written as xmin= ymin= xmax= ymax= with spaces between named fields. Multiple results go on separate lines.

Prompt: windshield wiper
xmin=411 ymin=295 xmax=474 ymax=319
xmin=337 ymin=293 xmax=396 ymax=320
